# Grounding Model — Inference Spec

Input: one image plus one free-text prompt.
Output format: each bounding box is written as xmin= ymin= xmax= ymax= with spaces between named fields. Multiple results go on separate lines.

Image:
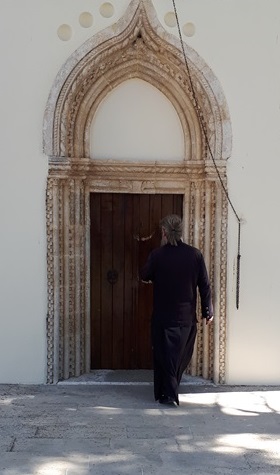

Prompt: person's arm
xmin=197 ymin=253 xmax=214 ymax=324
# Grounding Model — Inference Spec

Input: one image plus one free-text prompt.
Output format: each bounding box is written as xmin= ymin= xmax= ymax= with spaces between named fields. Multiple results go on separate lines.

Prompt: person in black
xmin=140 ymin=214 xmax=213 ymax=406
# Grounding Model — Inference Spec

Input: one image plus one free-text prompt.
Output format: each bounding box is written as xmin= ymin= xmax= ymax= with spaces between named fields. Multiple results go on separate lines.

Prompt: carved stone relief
xmin=44 ymin=0 xmax=231 ymax=384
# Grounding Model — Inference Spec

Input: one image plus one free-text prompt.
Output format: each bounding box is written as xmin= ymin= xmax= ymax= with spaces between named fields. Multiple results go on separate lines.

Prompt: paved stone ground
xmin=0 ymin=381 xmax=280 ymax=475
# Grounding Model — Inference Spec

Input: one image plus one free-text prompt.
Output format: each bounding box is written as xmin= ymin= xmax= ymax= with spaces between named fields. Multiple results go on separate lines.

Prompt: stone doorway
xmin=43 ymin=0 xmax=231 ymax=384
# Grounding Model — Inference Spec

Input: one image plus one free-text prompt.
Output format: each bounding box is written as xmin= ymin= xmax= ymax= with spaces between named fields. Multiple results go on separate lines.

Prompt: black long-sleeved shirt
xmin=140 ymin=240 xmax=213 ymax=327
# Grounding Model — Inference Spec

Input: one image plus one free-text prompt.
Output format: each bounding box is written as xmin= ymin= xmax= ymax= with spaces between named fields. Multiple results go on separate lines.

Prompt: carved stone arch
xmin=43 ymin=0 xmax=231 ymax=161
xmin=44 ymin=0 xmax=232 ymax=384
xmin=84 ymin=69 xmax=199 ymax=160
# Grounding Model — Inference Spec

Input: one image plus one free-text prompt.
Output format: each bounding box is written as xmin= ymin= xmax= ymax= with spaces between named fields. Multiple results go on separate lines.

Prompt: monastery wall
xmin=0 ymin=0 xmax=279 ymax=383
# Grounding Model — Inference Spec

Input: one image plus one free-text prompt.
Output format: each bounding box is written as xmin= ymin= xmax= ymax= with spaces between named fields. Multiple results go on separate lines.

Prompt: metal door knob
xmin=107 ymin=269 xmax=118 ymax=284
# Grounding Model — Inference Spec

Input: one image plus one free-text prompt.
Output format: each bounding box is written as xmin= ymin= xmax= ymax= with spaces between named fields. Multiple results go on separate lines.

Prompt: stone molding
xmin=44 ymin=0 xmax=231 ymax=384
xmin=43 ymin=0 xmax=231 ymax=162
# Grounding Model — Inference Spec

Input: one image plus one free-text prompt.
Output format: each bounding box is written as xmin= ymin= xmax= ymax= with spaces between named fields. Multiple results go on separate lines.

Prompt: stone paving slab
xmin=12 ymin=438 xmax=110 ymax=455
xmin=0 ymin=383 xmax=280 ymax=474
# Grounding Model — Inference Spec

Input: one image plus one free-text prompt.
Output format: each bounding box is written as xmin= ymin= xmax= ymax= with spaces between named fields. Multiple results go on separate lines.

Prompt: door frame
xmin=46 ymin=159 xmax=227 ymax=383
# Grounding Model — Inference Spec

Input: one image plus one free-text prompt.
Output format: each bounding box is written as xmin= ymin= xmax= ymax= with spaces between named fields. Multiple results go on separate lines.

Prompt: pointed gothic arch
xmin=44 ymin=0 xmax=231 ymax=384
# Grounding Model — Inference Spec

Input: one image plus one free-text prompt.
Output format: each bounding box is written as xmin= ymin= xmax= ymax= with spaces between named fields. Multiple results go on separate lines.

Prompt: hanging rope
xmin=171 ymin=0 xmax=242 ymax=309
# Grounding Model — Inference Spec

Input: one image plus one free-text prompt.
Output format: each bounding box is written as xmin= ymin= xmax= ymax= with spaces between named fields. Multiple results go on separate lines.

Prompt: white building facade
xmin=0 ymin=0 xmax=280 ymax=385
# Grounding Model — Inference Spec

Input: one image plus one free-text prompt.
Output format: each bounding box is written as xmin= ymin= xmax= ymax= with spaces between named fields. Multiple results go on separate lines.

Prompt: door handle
xmin=133 ymin=231 xmax=155 ymax=241
xmin=107 ymin=269 xmax=118 ymax=285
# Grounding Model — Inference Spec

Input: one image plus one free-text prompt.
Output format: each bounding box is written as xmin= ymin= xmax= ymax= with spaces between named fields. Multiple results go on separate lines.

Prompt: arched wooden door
xmin=90 ymin=193 xmax=183 ymax=369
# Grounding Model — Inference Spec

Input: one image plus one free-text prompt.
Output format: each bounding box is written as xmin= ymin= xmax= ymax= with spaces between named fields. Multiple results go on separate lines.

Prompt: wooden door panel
xmin=112 ymin=193 xmax=125 ymax=368
xmin=100 ymin=194 xmax=114 ymax=368
xmin=90 ymin=193 xmax=101 ymax=368
xmin=137 ymin=195 xmax=152 ymax=368
xmin=131 ymin=195 xmax=140 ymax=369
xmin=123 ymin=195 xmax=134 ymax=369
xmin=90 ymin=193 xmax=183 ymax=370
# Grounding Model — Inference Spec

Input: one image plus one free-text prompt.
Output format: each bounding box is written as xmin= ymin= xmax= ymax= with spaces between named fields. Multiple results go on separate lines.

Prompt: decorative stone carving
xmin=44 ymin=0 xmax=231 ymax=384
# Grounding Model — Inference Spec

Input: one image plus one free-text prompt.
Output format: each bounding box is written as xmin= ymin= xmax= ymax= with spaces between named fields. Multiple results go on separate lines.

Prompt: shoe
xmin=159 ymin=396 xmax=177 ymax=406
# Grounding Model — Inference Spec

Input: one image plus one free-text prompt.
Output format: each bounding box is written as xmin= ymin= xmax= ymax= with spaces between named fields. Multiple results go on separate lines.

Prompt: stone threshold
xmin=58 ymin=370 xmax=214 ymax=386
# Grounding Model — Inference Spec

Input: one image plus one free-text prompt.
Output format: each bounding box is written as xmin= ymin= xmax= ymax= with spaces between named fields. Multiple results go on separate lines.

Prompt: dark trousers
xmin=152 ymin=321 xmax=197 ymax=405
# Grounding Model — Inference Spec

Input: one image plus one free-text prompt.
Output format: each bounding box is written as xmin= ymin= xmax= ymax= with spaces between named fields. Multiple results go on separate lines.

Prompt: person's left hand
xmin=206 ymin=316 xmax=214 ymax=325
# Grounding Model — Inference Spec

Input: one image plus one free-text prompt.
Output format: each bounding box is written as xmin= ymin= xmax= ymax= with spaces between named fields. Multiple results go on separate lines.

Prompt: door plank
xmin=90 ymin=194 xmax=102 ymax=369
xmin=137 ymin=195 xmax=152 ymax=368
xmin=174 ymin=194 xmax=183 ymax=217
xmin=131 ymin=194 xmax=140 ymax=368
xmin=161 ymin=194 xmax=174 ymax=219
xmin=112 ymin=193 xmax=125 ymax=368
xmin=123 ymin=195 xmax=134 ymax=369
xmin=100 ymin=194 xmax=113 ymax=368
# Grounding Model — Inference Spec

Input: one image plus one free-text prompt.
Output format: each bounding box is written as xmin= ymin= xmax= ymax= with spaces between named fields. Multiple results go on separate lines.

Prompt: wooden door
xmin=90 ymin=193 xmax=183 ymax=369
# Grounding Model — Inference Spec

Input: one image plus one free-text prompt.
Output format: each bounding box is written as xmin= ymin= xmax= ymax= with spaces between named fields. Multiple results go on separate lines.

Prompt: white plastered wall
xmin=0 ymin=0 xmax=280 ymax=383
xmin=90 ymin=79 xmax=184 ymax=161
